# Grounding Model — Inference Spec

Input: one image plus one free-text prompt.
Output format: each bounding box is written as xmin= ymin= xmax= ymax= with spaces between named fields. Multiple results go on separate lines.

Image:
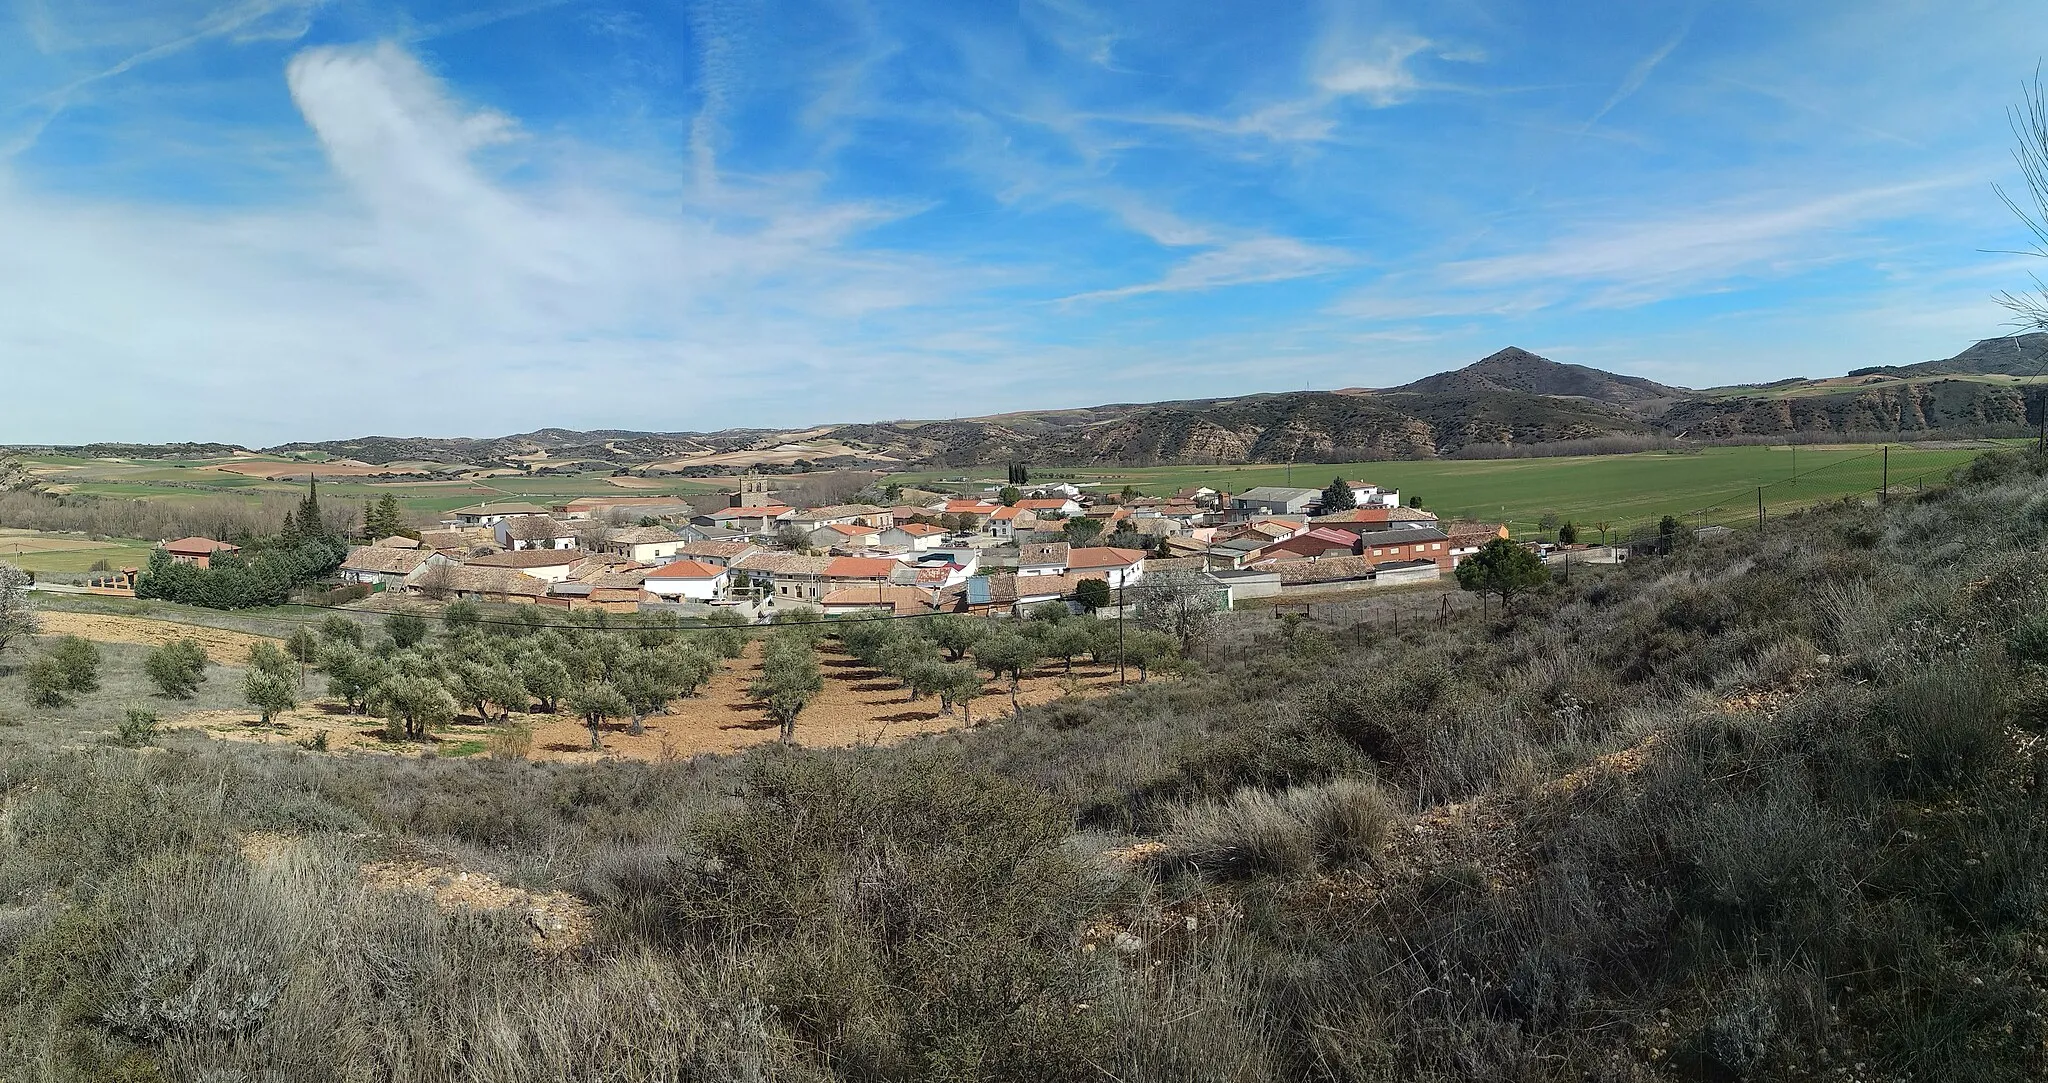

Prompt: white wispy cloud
xmin=1064 ymin=236 xmax=1352 ymax=302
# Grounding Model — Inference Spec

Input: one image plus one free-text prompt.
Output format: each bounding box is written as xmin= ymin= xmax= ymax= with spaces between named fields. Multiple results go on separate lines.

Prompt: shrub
xmin=115 ymin=707 xmax=161 ymax=747
xmin=1159 ymin=777 xmax=1396 ymax=879
xmin=144 ymin=638 xmax=209 ymax=699
xmin=244 ymin=669 xmax=297 ymax=725
xmin=47 ymin=635 xmax=102 ymax=693
xmin=21 ymin=655 xmax=69 ymax=708
xmin=384 ymin=612 xmax=429 ymax=649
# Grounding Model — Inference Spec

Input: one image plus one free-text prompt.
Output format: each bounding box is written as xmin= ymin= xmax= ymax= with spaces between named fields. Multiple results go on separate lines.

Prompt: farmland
xmin=0 ymin=528 xmax=154 ymax=574
xmin=11 ymin=452 xmax=724 ymax=519
xmin=891 ymin=441 xmax=2008 ymax=534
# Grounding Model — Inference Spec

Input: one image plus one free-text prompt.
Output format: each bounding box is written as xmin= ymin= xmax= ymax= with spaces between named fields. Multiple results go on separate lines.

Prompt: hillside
xmin=39 ymin=337 xmax=2048 ymax=471
xmin=8 ymin=448 xmax=2048 ymax=1080
xmin=1391 ymin=345 xmax=1683 ymax=404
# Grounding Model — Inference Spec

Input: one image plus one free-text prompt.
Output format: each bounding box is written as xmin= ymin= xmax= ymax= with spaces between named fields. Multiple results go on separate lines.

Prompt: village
xmin=271 ymin=473 xmax=1544 ymax=619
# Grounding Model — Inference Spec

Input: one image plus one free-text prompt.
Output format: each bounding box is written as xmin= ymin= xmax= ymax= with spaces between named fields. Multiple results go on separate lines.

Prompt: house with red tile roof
xmin=161 ymin=537 xmax=238 ymax=568
xmin=642 ymin=559 xmax=731 ymax=601
xmin=1248 ymin=527 xmax=1361 ymax=564
xmin=820 ymin=585 xmax=940 ymax=615
xmin=1066 ymin=546 xmax=1147 ymax=587
xmin=880 ymin=521 xmax=948 ymax=550
xmin=822 ymin=556 xmax=901 ymax=585
xmin=810 ymin=521 xmax=883 ymax=549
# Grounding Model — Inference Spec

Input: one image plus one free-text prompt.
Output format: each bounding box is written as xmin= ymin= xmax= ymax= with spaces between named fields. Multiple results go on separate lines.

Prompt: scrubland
xmin=8 ymin=450 xmax=2048 ymax=1081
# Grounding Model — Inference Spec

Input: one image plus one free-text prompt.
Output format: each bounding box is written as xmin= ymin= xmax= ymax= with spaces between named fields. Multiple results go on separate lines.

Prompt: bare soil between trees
xmin=34 ymin=611 xmax=283 ymax=664
xmin=169 ymin=638 xmax=1141 ymax=763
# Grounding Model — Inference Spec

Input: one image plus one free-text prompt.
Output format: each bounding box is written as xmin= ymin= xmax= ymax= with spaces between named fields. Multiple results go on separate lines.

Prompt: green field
xmin=0 ymin=530 xmax=155 ymax=574
xmin=17 ymin=454 xmax=723 ymax=519
xmin=893 ymin=442 xmax=2010 ymax=536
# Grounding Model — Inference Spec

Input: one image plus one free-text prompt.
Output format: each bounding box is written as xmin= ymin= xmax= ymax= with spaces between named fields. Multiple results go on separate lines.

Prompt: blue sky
xmin=2 ymin=0 xmax=2044 ymax=444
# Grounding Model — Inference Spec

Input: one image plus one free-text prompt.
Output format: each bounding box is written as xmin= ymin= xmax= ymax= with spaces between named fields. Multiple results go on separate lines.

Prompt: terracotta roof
xmin=373 ymin=535 xmax=420 ymax=549
xmin=164 ymin=537 xmax=237 ymax=555
xmin=498 ymin=514 xmax=575 ymax=538
xmin=821 ymin=522 xmax=878 ymax=537
xmin=606 ymin=526 xmax=682 ymax=544
xmin=677 ymin=539 xmax=757 ymax=559
xmin=709 ymin=505 xmax=794 ymax=519
xmin=733 ymin=552 xmax=834 ymax=576
xmin=1270 ymin=555 xmax=1377 ymax=585
xmin=418 ymin=528 xmax=491 ymax=551
xmin=645 ymin=559 xmax=729 ymax=580
xmin=798 ymin=503 xmax=887 ymax=520
xmin=819 ymin=586 xmax=939 ymax=614
xmin=823 ymin=556 xmax=900 ymax=580
xmin=943 ymin=500 xmax=998 ymax=513
xmin=1066 ymin=546 xmax=1146 ymax=570
xmin=557 ymin=496 xmax=688 ymax=511
xmin=463 ymin=549 xmax=589 ymax=569
xmin=340 ymin=546 xmax=434 ymax=575
xmin=1310 ymin=507 xmax=1437 ymax=527
xmin=1142 ymin=557 xmax=1211 ymax=575
xmin=1018 ymin=542 xmax=1070 ymax=567
xmin=443 ymin=566 xmax=550 ymax=596
xmin=891 ymin=522 xmax=945 ymax=536
xmin=990 ymin=506 xmax=1025 ymax=521
xmin=1015 ymin=499 xmax=1071 ymax=511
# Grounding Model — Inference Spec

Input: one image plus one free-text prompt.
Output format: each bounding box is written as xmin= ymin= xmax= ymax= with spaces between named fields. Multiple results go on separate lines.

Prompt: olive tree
xmin=0 ymin=561 xmax=41 ymax=659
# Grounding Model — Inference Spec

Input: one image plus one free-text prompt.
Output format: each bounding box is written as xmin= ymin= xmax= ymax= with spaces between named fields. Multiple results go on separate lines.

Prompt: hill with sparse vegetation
xmin=6 ymin=449 xmax=2048 ymax=1080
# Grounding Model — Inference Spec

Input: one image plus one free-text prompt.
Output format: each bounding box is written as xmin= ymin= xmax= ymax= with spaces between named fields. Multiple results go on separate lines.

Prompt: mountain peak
xmin=1392 ymin=347 xmax=1685 ymax=404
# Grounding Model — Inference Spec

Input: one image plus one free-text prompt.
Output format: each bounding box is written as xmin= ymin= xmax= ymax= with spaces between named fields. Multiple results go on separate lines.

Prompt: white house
xmin=445 ymin=502 xmax=552 ymax=528
xmin=880 ymin=522 xmax=948 ymax=550
xmin=1017 ymin=542 xmax=1069 ymax=577
xmin=597 ymin=526 xmax=688 ymax=565
xmin=461 ymin=549 xmax=589 ymax=584
xmin=1014 ymin=497 xmax=1083 ymax=518
xmin=987 ymin=506 xmax=1035 ymax=540
xmin=492 ymin=515 xmax=578 ymax=551
xmin=1067 ymin=546 xmax=1147 ymax=588
xmin=642 ymin=559 xmax=731 ymax=601
xmin=1345 ymin=482 xmax=1402 ymax=509
xmin=810 ymin=522 xmax=883 ymax=549
xmin=338 ymin=546 xmax=456 ymax=590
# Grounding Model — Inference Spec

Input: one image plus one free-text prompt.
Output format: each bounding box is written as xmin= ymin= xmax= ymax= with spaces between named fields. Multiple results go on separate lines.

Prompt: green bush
xmin=144 ymin=638 xmax=209 ymax=699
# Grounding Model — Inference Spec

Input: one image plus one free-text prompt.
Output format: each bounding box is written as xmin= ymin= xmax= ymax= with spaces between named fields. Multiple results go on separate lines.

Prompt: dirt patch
xmin=240 ymin=833 xmax=592 ymax=952
xmin=34 ymin=610 xmax=283 ymax=664
xmin=184 ymin=641 xmax=1141 ymax=763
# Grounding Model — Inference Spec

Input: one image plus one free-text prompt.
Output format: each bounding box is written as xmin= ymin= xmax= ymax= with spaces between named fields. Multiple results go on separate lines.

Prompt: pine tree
xmin=294 ymin=477 xmax=324 ymax=539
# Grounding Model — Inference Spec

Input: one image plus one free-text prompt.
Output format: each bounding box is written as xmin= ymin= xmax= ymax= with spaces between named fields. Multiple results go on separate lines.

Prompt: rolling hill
xmin=26 ymin=338 xmax=2048 ymax=469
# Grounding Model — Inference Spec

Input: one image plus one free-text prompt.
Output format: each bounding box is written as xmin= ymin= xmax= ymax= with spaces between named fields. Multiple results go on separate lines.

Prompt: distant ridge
xmin=1390 ymin=346 xmax=1685 ymax=404
xmin=34 ymin=338 xmax=2048 ymax=468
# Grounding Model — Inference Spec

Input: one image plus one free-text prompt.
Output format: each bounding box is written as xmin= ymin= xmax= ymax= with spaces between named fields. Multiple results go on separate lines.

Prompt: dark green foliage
xmin=115 ymin=708 xmax=159 ymax=747
xmin=142 ymin=639 xmax=208 ymax=699
xmin=134 ymin=535 xmax=349 ymax=610
xmin=1074 ymin=577 xmax=1111 ymax=611
xmin=384 ymin=611 xmax=429 ymax=649
xmin=1454 ymin=535 xmax=1549 ymax=609
xmin=46 ymin=636 xmax=102 ymax=694
xmin=1320 ymin=476 xmax=1355 ymax=512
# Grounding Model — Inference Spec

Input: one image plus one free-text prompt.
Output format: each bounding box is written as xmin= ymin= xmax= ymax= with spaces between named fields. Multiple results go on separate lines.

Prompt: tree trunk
xmin=628 ymin=710 xmax=645 ymax=736
xmin=780 ymin=715 xmax=795 ymax=744
xmin=588 ymin=718 xmax=604 ymax=750
xmin=1010 ymin=676 xmax=1021 ymax=716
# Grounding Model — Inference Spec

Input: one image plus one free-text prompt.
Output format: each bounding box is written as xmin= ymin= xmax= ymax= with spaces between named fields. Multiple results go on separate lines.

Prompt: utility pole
xmin=1757 ymin=487 xmax=1764 ymax=532
xmin=1116 ymin=581 xmax=1126 ymax=686
xmin=1880 ymin=446 xmax=1889 ymax=506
